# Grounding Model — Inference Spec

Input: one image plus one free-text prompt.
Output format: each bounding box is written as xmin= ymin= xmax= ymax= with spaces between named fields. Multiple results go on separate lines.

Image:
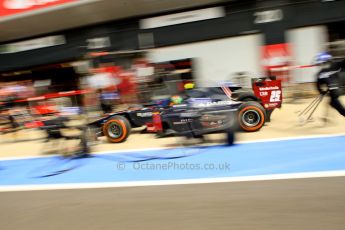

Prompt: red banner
xmin=261 ymin=43 xmax=291 ymax=70
xmin=0 ymin=0 xmax=76 ymax=17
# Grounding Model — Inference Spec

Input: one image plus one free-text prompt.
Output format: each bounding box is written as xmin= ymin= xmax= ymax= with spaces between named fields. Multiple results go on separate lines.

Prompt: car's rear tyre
xmin=238 ymin=101 xmax=265 ymax=132
xmin=103 ymin=116 xmax=131 ymax=143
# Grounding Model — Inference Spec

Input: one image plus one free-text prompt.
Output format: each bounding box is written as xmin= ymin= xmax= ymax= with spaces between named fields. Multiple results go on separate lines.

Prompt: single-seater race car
xmin=151 ymin=90 xmax=265 ymax=145
xmin=89 ymin=78 xmax=282 ymax=143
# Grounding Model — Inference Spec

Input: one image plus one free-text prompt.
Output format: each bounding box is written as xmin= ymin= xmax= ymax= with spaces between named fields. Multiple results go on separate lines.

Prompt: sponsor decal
xmin=86 ymin=37 xmax=111 ymax=50
xmin=267 ymin=103 xmax=279 ymax=107
xmin=173 ymin=119 xmax=193 ymax=125
xmin=259 ymin=86 xmax=280 ymax=91
xmin=140 ymin=7 xmax=225 ymax=29
xmin=189 ymin=99 xmax=239 ymax=108
xmin=0 ymin=35 xmax=66 ymax=53
xmin=193 ymin=101 xmax=238 ymax=107
xmin=180 ymin=113 xmax=196 ymax=117
xmin=137 ymin=112 xmax=153 ymax=118
xmin=254 ymin=9 xmax=283 ymax=24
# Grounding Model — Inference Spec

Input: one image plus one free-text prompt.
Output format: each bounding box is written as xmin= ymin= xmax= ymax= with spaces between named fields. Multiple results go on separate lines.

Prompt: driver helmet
xmin=170 ymin=95 xmax=183 ymax=105
xmin=314 ymin=52 xmax=333 ymax=65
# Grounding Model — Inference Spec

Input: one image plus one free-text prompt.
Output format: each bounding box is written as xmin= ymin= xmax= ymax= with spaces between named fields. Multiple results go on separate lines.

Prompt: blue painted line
xmin=1 ymin=136 xmax=345 ymax=186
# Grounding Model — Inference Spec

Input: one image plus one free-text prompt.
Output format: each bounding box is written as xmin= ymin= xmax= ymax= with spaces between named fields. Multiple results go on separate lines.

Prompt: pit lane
xmin=1 ymin=99 xmax=345 ymax=230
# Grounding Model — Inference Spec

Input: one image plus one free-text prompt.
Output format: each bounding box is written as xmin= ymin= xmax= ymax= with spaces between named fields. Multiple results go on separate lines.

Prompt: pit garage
xmin=148 ymin=34 xmax=264 ymax=87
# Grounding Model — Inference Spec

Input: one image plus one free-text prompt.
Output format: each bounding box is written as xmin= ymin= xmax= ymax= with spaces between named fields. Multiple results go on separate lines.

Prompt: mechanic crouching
xmin=38 ymin=102 xmax=92 ymax=158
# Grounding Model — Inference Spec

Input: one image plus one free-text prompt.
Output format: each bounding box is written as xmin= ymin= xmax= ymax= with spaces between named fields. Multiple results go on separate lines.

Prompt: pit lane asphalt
xmin=1 ymin=177 xmax=345 ymax=230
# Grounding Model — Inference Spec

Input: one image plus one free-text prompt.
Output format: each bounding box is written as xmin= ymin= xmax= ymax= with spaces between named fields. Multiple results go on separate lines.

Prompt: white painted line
xmin=1 ymin=170 xmax=345 ymax=192
xmin=1 ymin=132 xmax=345 ymax=161
xmin=0 ymin=147 xmax=172 ymax=161
xmin=236 ymin=132 xmax=345 ymax=144
xmin=93 ymin=147 xmax=172 ymax=155
xmin=0 ymin=154 xmax=56 ymax=161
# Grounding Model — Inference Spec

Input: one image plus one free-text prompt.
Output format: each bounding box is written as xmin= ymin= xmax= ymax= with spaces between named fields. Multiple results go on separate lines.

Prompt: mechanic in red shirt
xmin=117 ymin=70 xmax=138 ymax=105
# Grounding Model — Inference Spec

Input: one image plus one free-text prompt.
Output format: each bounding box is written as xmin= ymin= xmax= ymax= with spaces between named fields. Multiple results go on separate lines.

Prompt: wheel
xmin=103 ymin=116 xmax=131 ymax=143
xmin=237 ymin=101 xmax=265 ymax=132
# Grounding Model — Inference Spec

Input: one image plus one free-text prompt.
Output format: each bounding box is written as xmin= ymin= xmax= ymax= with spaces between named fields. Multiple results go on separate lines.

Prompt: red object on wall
xmin=261 ymin=43 xmax=291 ymax=70
xmin=0 ymin=0 xmax=76 ymax=17
xmin=253 ymin=80 xmax=282 ymax=109
xmin=261 ymin=43 xmax=291 ymax=83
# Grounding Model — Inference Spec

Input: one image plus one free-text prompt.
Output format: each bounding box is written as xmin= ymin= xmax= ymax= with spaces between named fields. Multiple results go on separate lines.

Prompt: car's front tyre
xmin=103 ymin=116 xmax=131 ymax=143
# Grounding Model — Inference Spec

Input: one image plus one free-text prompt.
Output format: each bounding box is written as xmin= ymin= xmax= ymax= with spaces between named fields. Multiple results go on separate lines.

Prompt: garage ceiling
xmin=0 ymin=0 xmax=230 ymax=42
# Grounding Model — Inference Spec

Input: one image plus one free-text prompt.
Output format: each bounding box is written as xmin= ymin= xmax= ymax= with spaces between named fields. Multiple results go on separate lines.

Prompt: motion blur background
xmin=2 ymin=1 xmax=345 ymax=230
xmin=0 ymin=0 xmax=344 ymax=107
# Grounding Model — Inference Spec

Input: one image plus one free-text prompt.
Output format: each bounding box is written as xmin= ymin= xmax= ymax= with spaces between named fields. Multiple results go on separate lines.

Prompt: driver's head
xmin=314 ymin=52 xmax=333 ymax=67
xmin=170 ymin=95 xmax=183 ymax=105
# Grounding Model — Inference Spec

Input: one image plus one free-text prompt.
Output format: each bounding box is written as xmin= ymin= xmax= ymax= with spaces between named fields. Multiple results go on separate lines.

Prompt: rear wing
xmin=252 ymin=78 xmax=282 ymax=109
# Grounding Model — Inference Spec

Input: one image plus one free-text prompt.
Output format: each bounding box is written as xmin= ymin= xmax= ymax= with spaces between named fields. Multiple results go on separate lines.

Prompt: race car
xmin=89 ymin=78 xmax=281 ymax=143
xmin=152 ymin=87 xmax=266 ymax=140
